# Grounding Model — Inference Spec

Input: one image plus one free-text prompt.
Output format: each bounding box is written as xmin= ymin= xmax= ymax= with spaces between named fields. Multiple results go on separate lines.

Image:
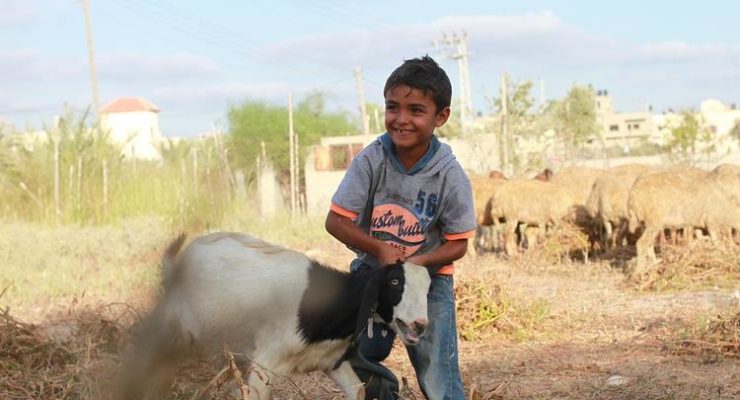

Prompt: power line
xmin=106 ymin=0 xmax=345 ymax=82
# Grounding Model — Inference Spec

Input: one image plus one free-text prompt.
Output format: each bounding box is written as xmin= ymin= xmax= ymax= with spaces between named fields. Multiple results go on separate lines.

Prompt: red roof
xmin=99 ymin=97 xmax=160 ymax=114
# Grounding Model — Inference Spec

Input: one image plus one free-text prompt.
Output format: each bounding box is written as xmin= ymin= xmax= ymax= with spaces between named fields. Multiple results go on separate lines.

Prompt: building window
xmin=313 ymin=144 xmax=364 ymax=171
xmin=609 ymin=125 xmax=619 ymax=132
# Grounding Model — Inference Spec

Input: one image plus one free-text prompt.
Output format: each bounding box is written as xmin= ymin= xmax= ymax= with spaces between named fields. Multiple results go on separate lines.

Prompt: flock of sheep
xmin=469 ymin=163 xmax=740 ymax=268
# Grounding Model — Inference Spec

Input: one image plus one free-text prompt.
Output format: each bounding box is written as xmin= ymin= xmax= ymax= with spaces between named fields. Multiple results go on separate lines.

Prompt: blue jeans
xmin=351 ymin=261 xmax=465 ymax=400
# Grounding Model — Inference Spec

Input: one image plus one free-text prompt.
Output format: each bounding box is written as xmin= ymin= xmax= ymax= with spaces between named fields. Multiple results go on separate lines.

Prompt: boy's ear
xmin=435 ymin=106 xmax=451 ymax=127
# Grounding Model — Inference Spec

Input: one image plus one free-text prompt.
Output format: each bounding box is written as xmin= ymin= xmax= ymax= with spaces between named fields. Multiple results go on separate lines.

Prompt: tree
xmin=227 ymin=92 xmax=358 ymax=180
xmin=491 ymin=78 xmax=536 ymax=171
xmin=546 ymin=85 xmax=599 ymax=158
xmin=731 ymin=119 xmax=740 ymax=144
xmin=666 ymin=111 xmax=701 ymax=162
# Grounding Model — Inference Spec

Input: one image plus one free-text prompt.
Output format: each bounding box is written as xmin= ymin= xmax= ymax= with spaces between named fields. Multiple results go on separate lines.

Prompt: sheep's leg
xmin=604 ymin=220 xmax=614 ymax=249
xmin=636 ymin=224 xmax=659 ymax=267
xmin=327 ymin=361 xmax=365 ymax=400
xmin=536 ymin=222 xmax=546 ymax=245
xmin=492 ymin=218 xmax=504 ymax=252
xmin=522 ymin=225 xmax=539 ymax=250
xmin=615 ymin=220 xmax=629 ymax=248
xmin=482 ymin=225 xmax=494 ymax=250
xmin=468 ymin=226 xmax=479 ymax=257
xmin=504 ymin=219 xmax=519 ymax=256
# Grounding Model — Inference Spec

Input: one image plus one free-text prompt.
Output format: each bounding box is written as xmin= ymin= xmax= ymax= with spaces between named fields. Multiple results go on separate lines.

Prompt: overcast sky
xmin=1 ymin=0 xmax=738 ymax=136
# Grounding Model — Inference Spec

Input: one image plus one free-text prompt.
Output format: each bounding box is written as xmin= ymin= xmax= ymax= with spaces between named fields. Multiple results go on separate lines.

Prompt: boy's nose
xmin=395 ymin=109 xmax=411 ymax=123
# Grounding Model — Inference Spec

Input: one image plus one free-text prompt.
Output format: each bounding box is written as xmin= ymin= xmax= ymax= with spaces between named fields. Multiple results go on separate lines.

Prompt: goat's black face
xmin=378 ymin=262 xmax=431 ymax=345
xmin=375 ymin=264 xmax=405 ymax=323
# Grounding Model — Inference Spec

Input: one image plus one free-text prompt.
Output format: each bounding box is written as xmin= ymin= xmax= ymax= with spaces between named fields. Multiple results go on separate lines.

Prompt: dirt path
xmin=272 ymin=251 xmax=739 ymax=399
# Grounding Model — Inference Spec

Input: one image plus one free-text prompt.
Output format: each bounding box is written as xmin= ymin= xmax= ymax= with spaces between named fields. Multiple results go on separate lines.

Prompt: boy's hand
xmin=377 ymin=243 xmax=406 ymax=267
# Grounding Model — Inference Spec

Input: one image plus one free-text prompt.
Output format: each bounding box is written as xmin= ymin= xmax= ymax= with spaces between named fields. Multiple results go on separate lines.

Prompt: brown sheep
xmin=534 ymin=168 xmax=554 ymax=182
xmin=584 ymin=164 xmax=656 ymax=249
xmin=468 ymin=171 xmax=508 ymax=255
xmin=626 ymin=167 xmax=735 ymax=268
xmin=550 ymin=166 xmax=606 ymax=250
xmin=488 ymin=179 xmax=575 ymax=255
xmin=707 ymin=163 xmax=740 ymax=241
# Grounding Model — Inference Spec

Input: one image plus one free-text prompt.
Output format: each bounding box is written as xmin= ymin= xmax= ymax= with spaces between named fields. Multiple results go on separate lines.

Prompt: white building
xmin=99 ymin=97 xmax=163 ymax=160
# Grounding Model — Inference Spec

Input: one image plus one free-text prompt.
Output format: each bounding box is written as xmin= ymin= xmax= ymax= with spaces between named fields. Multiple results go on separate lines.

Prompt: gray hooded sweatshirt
xmin=330 ymin=133 xmax=476 ymax=272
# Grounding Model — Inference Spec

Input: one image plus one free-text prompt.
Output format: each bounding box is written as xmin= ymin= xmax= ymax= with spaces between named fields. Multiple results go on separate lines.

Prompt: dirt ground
xmin=262 ymin=242 xmax=740 ymax=400
xmin=1 ymin=226 xmax=738 ymax=399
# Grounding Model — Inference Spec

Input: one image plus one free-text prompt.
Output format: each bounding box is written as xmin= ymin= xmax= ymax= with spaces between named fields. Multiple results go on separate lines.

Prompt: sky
xmin=1 ymin=0 xmax=738 ymax=137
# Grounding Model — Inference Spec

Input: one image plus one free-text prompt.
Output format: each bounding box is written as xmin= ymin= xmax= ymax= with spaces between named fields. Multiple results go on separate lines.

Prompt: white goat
xmin=120 ymin=232 xmax=432 ymax=400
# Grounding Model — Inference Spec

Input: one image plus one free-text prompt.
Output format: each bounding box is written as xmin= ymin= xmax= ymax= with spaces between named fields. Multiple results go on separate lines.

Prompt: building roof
xmin=99 ymin=97 xmax=160 ymax=114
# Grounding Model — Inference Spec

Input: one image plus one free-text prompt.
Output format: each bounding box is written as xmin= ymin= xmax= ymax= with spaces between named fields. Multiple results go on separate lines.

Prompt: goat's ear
xmin=333 ymin=269 xmax=385 ymax=370
xmin=355 ymin=268 xmax=384 ymax=340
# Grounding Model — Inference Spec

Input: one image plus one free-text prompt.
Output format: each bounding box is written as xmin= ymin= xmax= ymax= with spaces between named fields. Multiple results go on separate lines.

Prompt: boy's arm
xmin=325 ymin=210 xmax=406 ymax=266
xmin=406 ymin=239 xmax=468 ymax=269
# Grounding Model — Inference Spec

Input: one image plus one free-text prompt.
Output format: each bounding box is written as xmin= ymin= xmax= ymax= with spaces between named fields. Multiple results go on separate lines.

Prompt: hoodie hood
xmin=379 ymin=132 xmax=456 ymax=176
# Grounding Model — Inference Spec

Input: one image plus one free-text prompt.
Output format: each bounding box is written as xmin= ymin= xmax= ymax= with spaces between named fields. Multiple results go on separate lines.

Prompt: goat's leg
xmin=327 ymin=361 xmax=365 ymax=400
xmin=245 ymin=366 xmax=272 ymax=400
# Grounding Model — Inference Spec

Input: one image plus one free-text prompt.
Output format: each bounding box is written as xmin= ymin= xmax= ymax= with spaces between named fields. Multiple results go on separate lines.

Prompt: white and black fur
xmin=120 ymin=232 xmax=431 ymax=400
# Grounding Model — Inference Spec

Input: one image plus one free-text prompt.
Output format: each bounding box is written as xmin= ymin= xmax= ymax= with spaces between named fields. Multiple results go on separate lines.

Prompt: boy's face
xmin=384 ymin=84 xmax=450 ymax=154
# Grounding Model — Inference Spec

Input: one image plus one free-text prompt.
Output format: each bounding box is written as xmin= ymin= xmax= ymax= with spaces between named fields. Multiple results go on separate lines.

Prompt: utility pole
xmin=288 ymin=93 xmax=296 ymax=214
xmin=354 ymin=66 xmax=370 ymax=135
xmin=81 ymin=0 xmax=101 ymax=116
xmin=433 ymin=32 xmax=474 ymax=134
xmin=500 ymin=73 xmax=509 ymax=174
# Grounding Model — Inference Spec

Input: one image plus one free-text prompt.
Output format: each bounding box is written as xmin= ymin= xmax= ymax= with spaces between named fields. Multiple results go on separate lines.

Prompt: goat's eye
xmin=390 ymin=278 xmax=400 ymax=286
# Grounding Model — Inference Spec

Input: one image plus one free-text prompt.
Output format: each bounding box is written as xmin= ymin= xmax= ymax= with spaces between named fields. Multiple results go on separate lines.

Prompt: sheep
xmin=550 ymin=166 xmax=607 ymax=249
xmin=707 ymin=163 xmax=740 ymax=241
xmin=487 ymin=179 xmax=575 ymax=255
xmin=119 ymin=232 xmax=432 ymax=400
xmin=584 ymin=164 xmax=656 ymax=250
xmin=468 ymin=171 xmax=508 ymax=255
xmin=533 ymin=167 xmax=554 ymax=182
xmin=627 ymin=167 xmax=736 ymax=268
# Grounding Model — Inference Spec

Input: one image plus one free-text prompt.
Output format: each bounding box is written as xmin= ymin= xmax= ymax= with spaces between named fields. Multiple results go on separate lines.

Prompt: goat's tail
xmin=162 ymin=233 xmax=187 ymax=290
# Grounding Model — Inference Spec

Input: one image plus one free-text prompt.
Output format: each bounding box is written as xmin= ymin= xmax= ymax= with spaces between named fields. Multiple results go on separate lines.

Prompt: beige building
xmin=99 ymin=97 xmax=163 ymax=160
xmin=595 ymin=90 xmax=657 ymax=150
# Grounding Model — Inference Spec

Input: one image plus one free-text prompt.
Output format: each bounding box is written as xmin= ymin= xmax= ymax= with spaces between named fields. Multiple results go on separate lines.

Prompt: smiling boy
xmin=325 ymin=56 xmax=475 ymax=400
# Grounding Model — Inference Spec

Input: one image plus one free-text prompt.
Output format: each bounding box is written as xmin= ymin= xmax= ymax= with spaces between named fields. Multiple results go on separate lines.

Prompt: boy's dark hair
xmin=384 ymin=55 xmax=452 ymax=114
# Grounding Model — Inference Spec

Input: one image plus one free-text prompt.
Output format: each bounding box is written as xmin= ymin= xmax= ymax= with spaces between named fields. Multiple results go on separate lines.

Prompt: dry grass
xmin=455 ymin=276 xmax=551 ymax=342
xmin=663 ymin=311 xmax=740 ymax=360
xmin=0 ymin=303 xmax=134 ymax=399
xmin=1 ymin=221 xmax=739 ymax=399
xmin=627 ymin=238 xmax=740 ymax=291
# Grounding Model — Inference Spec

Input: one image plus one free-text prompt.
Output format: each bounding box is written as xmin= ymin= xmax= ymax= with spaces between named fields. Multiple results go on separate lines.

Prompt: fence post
xmin=53 ymin=140 xmax=61 ymax=225
xmin=102 ymin=158 xmax=108 ymax=221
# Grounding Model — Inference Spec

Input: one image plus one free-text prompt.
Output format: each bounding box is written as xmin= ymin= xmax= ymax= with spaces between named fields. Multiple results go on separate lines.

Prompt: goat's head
xmin=356 ymin=261 xmax=431 ymax=346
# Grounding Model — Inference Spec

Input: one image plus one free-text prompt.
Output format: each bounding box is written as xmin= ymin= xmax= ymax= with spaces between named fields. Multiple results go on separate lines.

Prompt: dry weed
xmin=455 ymin=276 xmax=550 ymax=342
xmin=663 ymin=311 xmax=740 ymax=360
xmin=628 ymin=238 xmax=740 ymax=291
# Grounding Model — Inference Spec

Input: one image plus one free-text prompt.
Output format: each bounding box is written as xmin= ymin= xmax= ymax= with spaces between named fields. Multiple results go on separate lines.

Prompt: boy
xmin=325 ymin=56 xmax=476 ymax=400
